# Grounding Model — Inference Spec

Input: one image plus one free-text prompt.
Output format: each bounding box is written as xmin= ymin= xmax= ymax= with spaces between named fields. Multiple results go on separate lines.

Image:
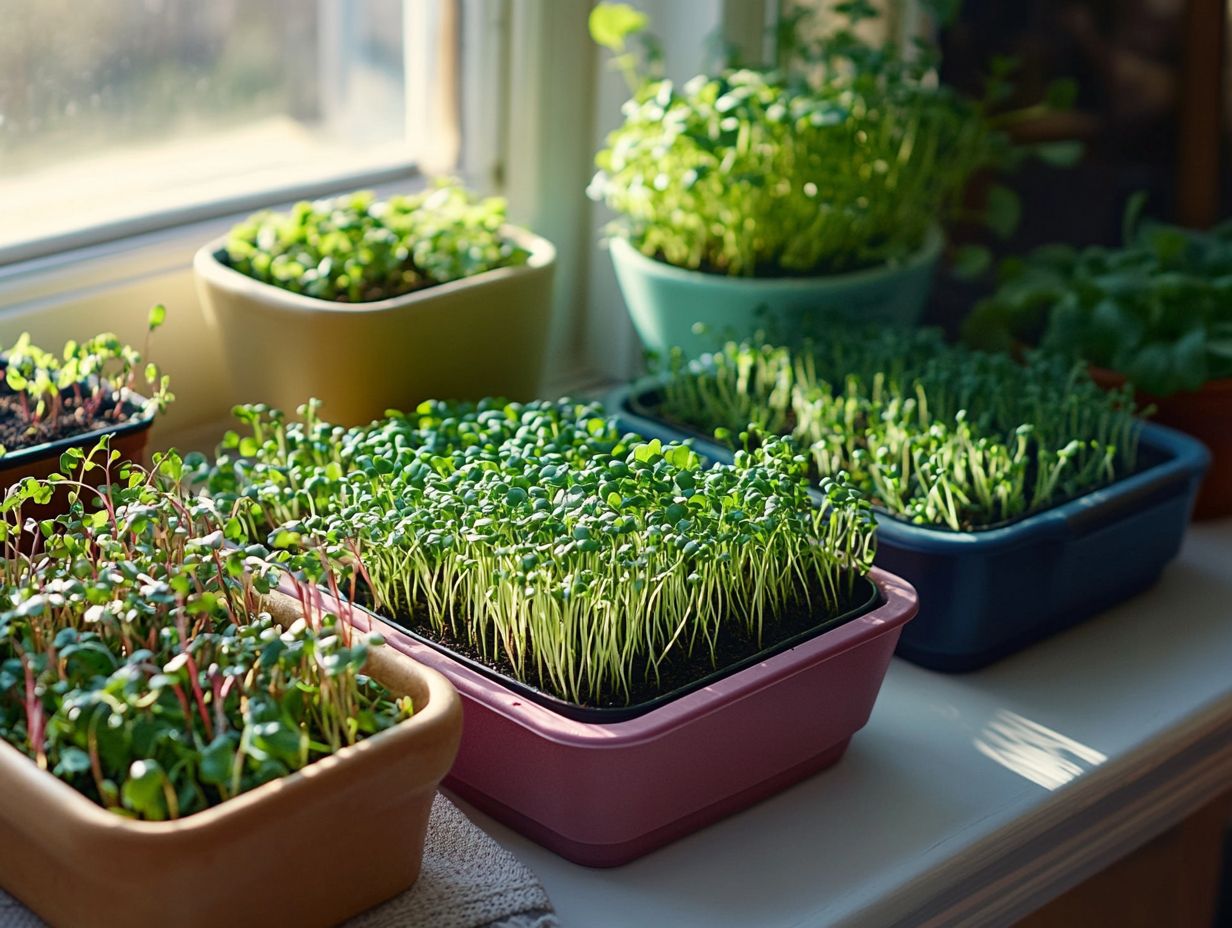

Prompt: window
xmin=0 ymin=0 xmax=458 ymax=262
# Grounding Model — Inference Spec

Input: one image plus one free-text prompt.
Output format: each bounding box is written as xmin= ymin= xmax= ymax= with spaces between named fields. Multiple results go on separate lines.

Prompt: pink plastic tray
xmin=325 ymin=567 xmax=917 ymax=867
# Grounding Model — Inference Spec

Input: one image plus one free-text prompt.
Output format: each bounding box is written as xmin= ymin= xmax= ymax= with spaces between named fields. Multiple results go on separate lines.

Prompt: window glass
xmin=0 ymin=0 xmax=417 ymax=255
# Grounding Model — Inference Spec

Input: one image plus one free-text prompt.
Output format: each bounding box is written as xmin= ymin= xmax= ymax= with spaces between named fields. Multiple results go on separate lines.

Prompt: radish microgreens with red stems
xmin=658 ymin=328 xmax=1141 ymax=531
xmin=0 ymin=305 xmax=172 ymax=456
xmin=0 ymin=445 xmax=410 ymax=821
xmin=206 ymin=399 xmax=877 ymax=706
xmin=222 ymin=181 xmax=530 ymax=303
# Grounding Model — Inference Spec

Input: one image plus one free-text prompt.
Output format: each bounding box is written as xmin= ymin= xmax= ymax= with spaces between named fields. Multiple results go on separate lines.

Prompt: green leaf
xmin=53 ymin=747 xmax=93 ymax=777
xmin=589 ymin=3 xmax=648 ymax=52
xmin=1207 ymin=338 xmax=1232 ymax=361
xmin=199 ymin=735 xmax=237 ymax=786
xmin=1044 ymin=78 xmax=1078 ymax=111
xmin=1031 ymin=140 xmax=1084 ymax=168
xmin=952 ymin=244 xmax=992 ymax=280
xmin=985 ymin=185 xmax=1021 ymax=240
xmin=122 ymin=760 xmax=168 ymax=820
xmin=147 ymin=303 xmax=167 ymax=331
xmin=1121 ymin=191 xmax=1149 ymax=245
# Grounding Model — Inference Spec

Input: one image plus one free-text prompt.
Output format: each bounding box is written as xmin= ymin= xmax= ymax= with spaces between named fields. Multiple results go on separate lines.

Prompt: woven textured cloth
xmin=348 ymin=794 xmax=559 ymax=928
xmin=0 ymin=794 xmax=558 ymax=928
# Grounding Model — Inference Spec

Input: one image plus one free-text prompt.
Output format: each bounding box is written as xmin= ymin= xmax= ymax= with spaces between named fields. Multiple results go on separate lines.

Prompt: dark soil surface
xmin=0 ymin=391 xmax=137 ymax=454
xmin=362 ymin=576 xmax=874 ymax=712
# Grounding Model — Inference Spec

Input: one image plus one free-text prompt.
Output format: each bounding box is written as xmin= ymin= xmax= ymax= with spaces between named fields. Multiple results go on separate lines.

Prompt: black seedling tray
xmin=358 ymin=576 xmax=882 ymax=724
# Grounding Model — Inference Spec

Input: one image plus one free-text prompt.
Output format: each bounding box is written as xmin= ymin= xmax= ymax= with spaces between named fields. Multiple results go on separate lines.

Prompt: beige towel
xmin=348 ymin=794 xmax=559 ymax=928
xmin=0 ymin=794 xmax=558 ymax=928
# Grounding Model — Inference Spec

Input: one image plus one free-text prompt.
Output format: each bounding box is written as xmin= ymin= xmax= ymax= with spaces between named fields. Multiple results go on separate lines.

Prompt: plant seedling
xmin=657 ymin=328 xmax=1140 ymax=530
xmin=206 ymin=399 xmax=879 ymax=706
xmin=222 ymin=182 xmax=530 ymax=303
xmin=0 ymin=446 xmax=409 ymax=821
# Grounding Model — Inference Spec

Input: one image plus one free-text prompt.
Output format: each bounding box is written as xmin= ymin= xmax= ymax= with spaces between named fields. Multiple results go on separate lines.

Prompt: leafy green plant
xmin=656 ymin=327 xmax=1141 ymax=530
xmin=206 ymin=399 xmax=877 ymax=707
xmin=588 ymin=2 xmax=1018 ymax=276
xmin=221 ymin=181 xmax=530 ymax=302
xmin=0 ymin=445 xmax=410 ymax=821
xmin=963 ymin=196 xmax=1232 ymax=395
xmin=0 ymin=306 xmax=172 ymax=455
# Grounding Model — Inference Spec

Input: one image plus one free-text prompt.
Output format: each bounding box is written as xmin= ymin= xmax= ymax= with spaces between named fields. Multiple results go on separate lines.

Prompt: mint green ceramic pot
xmin=609 ymin=226 xmax=944 ymax=359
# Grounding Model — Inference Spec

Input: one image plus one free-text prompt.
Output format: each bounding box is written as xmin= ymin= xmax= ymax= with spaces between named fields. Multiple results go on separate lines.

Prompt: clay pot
xmin=1089 ymin=366 xmax=1232 ymax=520
xmin=0 ymin=591 xmax=462 ymax=928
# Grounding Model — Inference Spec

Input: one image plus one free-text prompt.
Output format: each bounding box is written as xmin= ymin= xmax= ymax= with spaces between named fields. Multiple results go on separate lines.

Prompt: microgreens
xmin=657 ymin=328 xmax=1141 ymax=531
xmin=0 ymin=446 xmax=410 ymax=821
xmin=0 ymin=306 xmax=172 ymax=456
xmin=222 ymin=181 xmax=530 ymax=303
xmin=964 ymin=195 xmax=1232 ymax=395
xmin=206 ymin=399 xmax=877 ymax=706
xmin=588 ymin=2 xmax=1022 ymax=276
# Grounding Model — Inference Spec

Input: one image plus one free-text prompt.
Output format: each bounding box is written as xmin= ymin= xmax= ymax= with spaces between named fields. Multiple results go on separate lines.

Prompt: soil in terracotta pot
xmin=0 ymin=390 xmax=140 ymax=454
xmin=360 ymin=576 xmax=873 ymax=712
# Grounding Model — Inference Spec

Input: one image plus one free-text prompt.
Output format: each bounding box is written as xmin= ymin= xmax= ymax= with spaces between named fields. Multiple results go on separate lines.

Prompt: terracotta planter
xmin=0 ymin=591 xmax=462 ymax=928
xmin=1089 ymin=366 xmax=1232 ymax=520
xmin=325 ymin=569 xmax=917 ymax=867
xmin=194 ymin=228 xmax=556 ymax=427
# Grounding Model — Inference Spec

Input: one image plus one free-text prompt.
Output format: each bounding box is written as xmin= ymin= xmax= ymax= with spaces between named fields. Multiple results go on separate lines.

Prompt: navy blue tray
xmin=610 ymin=382 xmax=1210 ymax=673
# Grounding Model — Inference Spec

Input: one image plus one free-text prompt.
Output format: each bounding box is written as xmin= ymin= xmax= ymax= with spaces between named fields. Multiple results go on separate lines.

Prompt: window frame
xmin=0 ymin=0 xmax=467 ymax=268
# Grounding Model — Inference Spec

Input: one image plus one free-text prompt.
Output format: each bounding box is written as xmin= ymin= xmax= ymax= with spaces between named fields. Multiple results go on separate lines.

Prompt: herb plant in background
xmin=589 ymin=2 xmax=1009 ymax=277
xmin=0 ymin=305 xmax=171 ymax=458
xmin=963 ymin=195 xmax=1232 ymax=396
xmin=586 ymin=1 xmax=1069 ymax=359
xmin=654 ymin=327 xmax=1141 ymax=531
xmin=962 ymin=194 xmax=1232 ymax=518
xmin=207 ymin=399 xmax=878 ymax=708
xmin=221 ymin=181 xmax=530 ymax=303
xmin=0 ymin=447 xmax=412 ymax=821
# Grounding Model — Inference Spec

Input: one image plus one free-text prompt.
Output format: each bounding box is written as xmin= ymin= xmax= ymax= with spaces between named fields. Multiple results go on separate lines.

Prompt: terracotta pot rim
xmin=194 ymin=225 xmax=556 ymax=317
xmin=0 ymin=590 xmax=460 ymax=837
xmin=1087 ymin=364 xmax=1232 ymax=399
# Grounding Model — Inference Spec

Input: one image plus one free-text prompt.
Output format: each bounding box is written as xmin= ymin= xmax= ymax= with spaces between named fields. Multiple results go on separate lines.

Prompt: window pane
xmin=0 ymin=0 xmax=419 ymax=254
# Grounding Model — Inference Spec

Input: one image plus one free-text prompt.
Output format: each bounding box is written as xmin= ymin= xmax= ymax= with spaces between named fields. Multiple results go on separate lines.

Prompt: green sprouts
xmin=207 ymin=400 xmax=877 ymax=706
xmin=0 ymin=306 xmax=172 ymax=453
xmin=588 ymin=2 xmax=1013 ymax=276
xmin=964 ymin=196 xmax=1232 ymax=395
xmin=222 ymin=181 xmax=530 ymax=302
xmin=658 ymin=328 xmax=1141 ymax=530
xmin=0 ymin=447 xmax=410 ymax=821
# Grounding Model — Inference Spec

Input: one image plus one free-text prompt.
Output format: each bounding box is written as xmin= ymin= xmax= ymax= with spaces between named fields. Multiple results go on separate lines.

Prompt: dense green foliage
xmin=222 ymin=182 xmax=530 ymax=302
xmin=206 ymin=399 xmax=877 ymax=706
xmin=0 ymin=306 xmax=171 ymax=452
xmin=656 ymin=328 xmax=1142 ymax=530
xmin=964 ymin=203 xmax=1232 ymax=395
xmin=0 ymin=447 xmax=410 ymax=821
xmin=588 ymin=2 xmax=1009 ymax=276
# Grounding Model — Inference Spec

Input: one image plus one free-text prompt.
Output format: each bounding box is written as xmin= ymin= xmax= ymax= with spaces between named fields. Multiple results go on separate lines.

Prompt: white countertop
xmin=454 ymin=519 xmax=1232 ymax=928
